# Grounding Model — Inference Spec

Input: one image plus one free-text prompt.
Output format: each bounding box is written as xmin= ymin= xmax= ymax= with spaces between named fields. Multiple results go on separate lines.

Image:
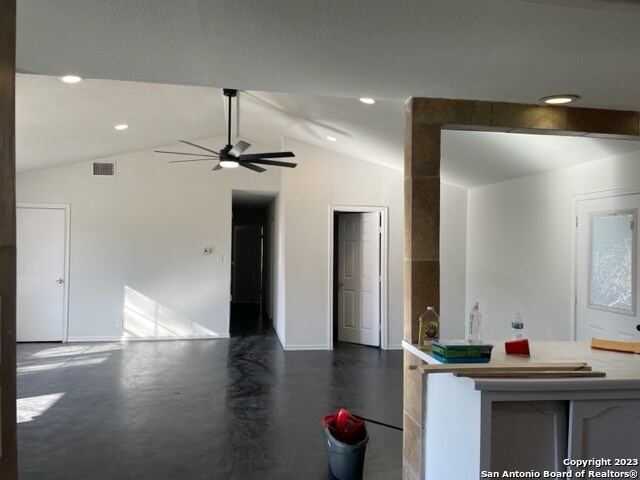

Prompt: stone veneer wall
xmin=402 ymin=98 xmax=640 ymax=480
xmin=0 ymin=1 xmax=17 ymax=478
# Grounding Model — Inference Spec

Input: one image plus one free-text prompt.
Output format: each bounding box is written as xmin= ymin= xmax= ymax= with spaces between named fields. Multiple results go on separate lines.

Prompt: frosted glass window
xmin=589 ymin=210 xmax=635 ymax=313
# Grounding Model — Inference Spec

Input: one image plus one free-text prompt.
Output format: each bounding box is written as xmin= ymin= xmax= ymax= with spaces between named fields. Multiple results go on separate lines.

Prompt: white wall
xmin=440 ymin=183 xmax=467 ymax=339
xmin=465 ymin=149 xmax=640 ymax=342
xmin=273 ymin=191 xmax=287 ymax=345
xmin=17 ymin=135 xmax=405 ymax=349
xmin=17 ymin=135 xmax=280 ymax=341
xmin=279 ymin=138 xmax=404 ymax=350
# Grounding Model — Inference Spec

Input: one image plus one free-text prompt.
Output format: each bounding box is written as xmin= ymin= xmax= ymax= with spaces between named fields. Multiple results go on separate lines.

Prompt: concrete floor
xmin=17 ymin=311 xmax=403 ymax=479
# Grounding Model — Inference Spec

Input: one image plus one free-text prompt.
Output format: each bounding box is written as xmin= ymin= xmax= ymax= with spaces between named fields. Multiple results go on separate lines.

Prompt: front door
xmin=16 ymin=205 xmax=68 ymax=342
xmin=337 ymin=212 xmax=381 ymax=346
xmin=576 ymin=194 xmax=640 ymax=341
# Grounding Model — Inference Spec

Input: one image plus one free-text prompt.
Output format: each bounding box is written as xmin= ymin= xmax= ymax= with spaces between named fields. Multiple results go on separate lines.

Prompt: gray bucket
xmin=324 ymin=425 xmax=369 ymax=480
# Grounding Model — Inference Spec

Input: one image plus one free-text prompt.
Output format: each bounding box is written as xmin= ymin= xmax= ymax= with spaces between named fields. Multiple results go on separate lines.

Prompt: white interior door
xmin=17 ymin=206 xmax=68 ymax=342
xmin=337 ymin=212 xmax=381 ymax=346
xmin=576 ymin=194 xmax=640 ymax=341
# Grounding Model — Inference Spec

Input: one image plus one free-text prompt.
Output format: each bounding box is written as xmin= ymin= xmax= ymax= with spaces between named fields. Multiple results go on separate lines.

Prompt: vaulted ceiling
xmin=15 ymin=0 xmax=640 ymax=186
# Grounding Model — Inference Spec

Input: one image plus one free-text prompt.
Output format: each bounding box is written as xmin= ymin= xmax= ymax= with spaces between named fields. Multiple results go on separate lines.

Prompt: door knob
xmin=338 ymin=280 xmax=344 ymax=287
xmin=56 ymin=278 xmax=64 ymax=284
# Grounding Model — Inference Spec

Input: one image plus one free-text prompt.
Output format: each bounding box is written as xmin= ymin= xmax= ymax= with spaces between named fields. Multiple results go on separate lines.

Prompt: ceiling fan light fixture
xmin=359 ymin=97 xmax=376 ymax=105
xmin=219 ymin=159 xmax=239 ymax=169
xmin=156 ymin=89 xmax=296 ymax=173
xmin=61 ymin=75 xmax=83 ymax=84
xmin=540 ymin=94 xmax=580 ymax=105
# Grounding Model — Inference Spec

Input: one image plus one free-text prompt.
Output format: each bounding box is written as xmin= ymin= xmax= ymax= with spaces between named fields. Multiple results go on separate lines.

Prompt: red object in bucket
xmin=323 ymin=408 xmax=366 ymax=444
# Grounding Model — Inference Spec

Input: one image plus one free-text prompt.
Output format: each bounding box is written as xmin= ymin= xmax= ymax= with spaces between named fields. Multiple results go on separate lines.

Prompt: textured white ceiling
xmin=15 ymin=74 xmax=405 ymax=174
xmin=442 ymin=130 xmax=640 ymax=188
xmin=16 ymin=76 xmax=224 ymax=172
xmin=14 ymin=0 xmax=640 ymax=186
xmin=17 ymin=0 xmax=640 ymax=109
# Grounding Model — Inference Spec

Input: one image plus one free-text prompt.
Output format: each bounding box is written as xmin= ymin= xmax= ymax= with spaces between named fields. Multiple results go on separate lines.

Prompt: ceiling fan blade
xmin=228 ymin=140 xmax=251 ymax=158
xmin=244 ymin=158 xmax=297 ymax=168
xmin=212 ymin=164 xmax=223 ymax=171
xmin=169 ymin=158 xmax=216 ymax=164
xmin=239 ymin=151 xmax=295 ymax=161
xmin=240 ymin=162 xmax=266 ymax=173
xmin=155 ymin=150 xmax=218 ymax=158
xmin=179 ymin=140 xmax=220 ymax=155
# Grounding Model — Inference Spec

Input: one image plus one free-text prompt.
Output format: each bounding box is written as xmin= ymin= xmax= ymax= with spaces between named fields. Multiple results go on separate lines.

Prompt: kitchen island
xmin=402 ymin=340 xmax=640 ymax=479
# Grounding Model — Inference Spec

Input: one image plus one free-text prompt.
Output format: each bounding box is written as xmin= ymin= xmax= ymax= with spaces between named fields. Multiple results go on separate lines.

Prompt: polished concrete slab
xmin=17 ymin=323 xmax=403 ymax=479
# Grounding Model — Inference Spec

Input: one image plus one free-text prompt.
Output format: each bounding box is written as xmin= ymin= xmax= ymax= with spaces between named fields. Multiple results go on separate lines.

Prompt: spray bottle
xmin=418 ymin=306 xmax=440 ymax=350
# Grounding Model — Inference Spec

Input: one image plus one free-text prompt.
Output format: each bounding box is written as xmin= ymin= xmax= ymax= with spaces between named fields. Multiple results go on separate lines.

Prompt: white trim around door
xmin=328 ymin=205 xmax=389 ymax=350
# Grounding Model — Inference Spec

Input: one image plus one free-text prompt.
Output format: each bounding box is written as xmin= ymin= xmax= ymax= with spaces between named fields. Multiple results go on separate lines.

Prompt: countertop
xmin=402 ymin=339 xmax=640 ymax=392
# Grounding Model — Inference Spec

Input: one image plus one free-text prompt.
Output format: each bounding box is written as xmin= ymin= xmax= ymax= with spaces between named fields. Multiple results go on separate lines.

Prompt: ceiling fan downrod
xmin=222 ymin=88 xmax=237 ymax=155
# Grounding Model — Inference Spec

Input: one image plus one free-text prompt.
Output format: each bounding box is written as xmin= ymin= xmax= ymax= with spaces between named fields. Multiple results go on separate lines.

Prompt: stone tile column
xmin=403 ymin=99 xmax=491 ymax=480
xmin=402 ymin=100 xmax=441 ymax=480
xmin=0 ymin=1 xmax=17 ymax=478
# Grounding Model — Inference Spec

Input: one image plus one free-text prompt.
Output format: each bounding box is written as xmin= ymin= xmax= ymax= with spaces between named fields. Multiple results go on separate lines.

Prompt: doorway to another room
xmin=230 ymin=191 xmax=277 ymax=336
xmin=330 ymin=206 xmax=389 ymax=349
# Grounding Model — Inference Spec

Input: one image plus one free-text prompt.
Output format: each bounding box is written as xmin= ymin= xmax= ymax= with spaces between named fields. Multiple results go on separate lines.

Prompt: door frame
xmin=328 ymin=205 xmax=389 ymax=350
xmin=16 ymin=203 xmax=71 ymax=342
xmin=572 ymin=186 xmax=640 ymax=341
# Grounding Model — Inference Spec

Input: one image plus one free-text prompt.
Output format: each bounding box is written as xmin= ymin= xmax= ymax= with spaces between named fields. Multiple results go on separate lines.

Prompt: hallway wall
xmin=279 ymin=138 xmax=404 ymax=349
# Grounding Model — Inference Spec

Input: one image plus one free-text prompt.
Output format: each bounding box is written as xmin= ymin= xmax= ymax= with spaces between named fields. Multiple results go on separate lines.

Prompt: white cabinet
xmin=491 ymin=401 xmax=567 ymax=472
xmin=569 ymin=399 xmax=640 ymax=472
xmin=403 ymin=341 xmax=640 ymax=479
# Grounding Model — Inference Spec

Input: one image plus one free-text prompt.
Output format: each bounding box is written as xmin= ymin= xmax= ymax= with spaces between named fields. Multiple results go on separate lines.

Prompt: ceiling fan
xmin=155 ymin=88 xmax=297 ymax=173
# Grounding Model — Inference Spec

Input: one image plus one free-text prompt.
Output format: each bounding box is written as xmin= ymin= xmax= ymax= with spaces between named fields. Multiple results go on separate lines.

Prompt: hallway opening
xmin=230 ymin=191 xmax=277 ymax=336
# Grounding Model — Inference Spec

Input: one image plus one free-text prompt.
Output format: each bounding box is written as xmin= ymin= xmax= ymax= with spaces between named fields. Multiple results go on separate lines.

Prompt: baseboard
xmin=67 ymin=334 xmax=230 ymax=343
xmin=283 ymin=344 xmax=331 ymax=351
xmin=386 ymin=344 xmax=403 ymax=350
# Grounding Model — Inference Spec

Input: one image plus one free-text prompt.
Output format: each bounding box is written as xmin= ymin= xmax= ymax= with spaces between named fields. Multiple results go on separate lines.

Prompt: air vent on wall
xmin=93 ymin=162 xmax=115 ymax=177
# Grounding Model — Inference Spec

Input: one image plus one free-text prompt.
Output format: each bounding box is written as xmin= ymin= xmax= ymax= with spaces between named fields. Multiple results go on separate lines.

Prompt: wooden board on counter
xmin=591 ymin=337 xmax=640 ymax=354
xmin=418 ymin=362 xmax=593 ymax=375
xmin=453 ymin=370 xmax=605 ymax=379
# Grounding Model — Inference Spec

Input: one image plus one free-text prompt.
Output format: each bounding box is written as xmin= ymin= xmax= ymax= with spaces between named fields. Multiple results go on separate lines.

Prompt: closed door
xmin=576 ymin=194 xmax=640 ymax=341
xmin=17 ymin=206 xmax=68 ymax=342
xmin=337 ymin=213 xmax=381 ymax=346
xmin=231 ymin=225 xmax=263 ymax=303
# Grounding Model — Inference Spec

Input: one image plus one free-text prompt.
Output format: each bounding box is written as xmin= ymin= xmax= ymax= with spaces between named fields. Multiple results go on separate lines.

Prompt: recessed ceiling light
xmin=60 ymin=75 xmax=83 ymax=84
xmin=540 ymin=95 xmax=580 ymax=105
xmin=114 ymin=124 xmax=129 ymax=131
xmin=359 ymin=97 xmax=376 ymax=105
xmin=326 ymin=135 xmax=338 ymax=142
